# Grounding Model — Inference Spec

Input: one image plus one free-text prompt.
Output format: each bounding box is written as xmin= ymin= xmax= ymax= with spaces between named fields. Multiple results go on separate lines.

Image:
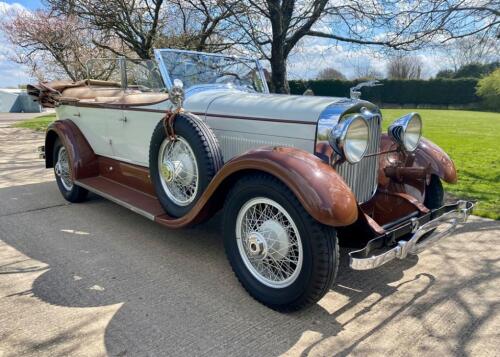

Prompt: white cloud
xmin=0 ymin=1 xmax=26 ymax=13
xmin=286 ymin=35 xmax=449 ymax=80
xmin=0 ymin=1 xmax=33 ymax=88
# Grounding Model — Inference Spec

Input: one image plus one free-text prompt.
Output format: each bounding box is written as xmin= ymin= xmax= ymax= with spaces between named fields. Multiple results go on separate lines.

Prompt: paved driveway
xmin=0 ymin=113 xmax=499 ymax=356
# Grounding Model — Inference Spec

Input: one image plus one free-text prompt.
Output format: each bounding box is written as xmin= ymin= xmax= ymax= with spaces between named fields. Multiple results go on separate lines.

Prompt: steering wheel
xmin=214 ymin=72 xmax=242 ymax=85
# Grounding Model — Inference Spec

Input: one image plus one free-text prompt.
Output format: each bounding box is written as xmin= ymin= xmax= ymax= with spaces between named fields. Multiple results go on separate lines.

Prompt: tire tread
xmin=224 ymin=173 xmax=338 ymax=312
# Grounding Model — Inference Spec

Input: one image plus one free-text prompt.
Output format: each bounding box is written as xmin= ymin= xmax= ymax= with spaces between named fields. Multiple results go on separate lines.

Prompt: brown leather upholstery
xmin=62 ymin=86 xmax=126 ymax=100
xmin=29 ymin=79 xmax=169 ymax=107
xmin=92 ymin=93 xmax=170 ymax=106
xmin=41 ymin=79 xmax=120 ymax=93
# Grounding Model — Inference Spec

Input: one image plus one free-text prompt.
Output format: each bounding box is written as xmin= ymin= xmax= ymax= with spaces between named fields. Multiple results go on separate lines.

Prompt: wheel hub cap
xmin=158 ymin=136 xmax=199 ymax=207
xmin=55 ymin=162 xmax=62 ymax=177
xmin=260 ymin=219 xmax=290 ymax=260
xmin=247 ymin=232 xmax=267 ymax=257
xmin=56 ymin=146 xmax=73 ymax=191
xmin=236 ymin=197 xmax=303 ymax=288
xmin=160 ymin=161 xmax=175 ymax=182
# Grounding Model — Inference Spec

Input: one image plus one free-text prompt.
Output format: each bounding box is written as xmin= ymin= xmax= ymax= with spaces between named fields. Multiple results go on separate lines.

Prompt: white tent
xmin=0 ymin=88 xmax=41 ymax=113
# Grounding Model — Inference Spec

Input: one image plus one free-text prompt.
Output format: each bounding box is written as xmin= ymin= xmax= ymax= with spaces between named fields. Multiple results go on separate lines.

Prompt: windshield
xmin=86 ymin=58 xmax=165 ymax=92
xmin=158 ymin=50 xmax=268 ymax=93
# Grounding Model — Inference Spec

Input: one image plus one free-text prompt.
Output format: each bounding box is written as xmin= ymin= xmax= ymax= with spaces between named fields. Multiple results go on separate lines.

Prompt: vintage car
xmin=29 ymin=49 xmax=474 ymax=311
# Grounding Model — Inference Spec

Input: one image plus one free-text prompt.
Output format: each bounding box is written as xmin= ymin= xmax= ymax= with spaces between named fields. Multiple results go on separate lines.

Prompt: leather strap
xmin=163 ymin=108 xmax=184 ymax=141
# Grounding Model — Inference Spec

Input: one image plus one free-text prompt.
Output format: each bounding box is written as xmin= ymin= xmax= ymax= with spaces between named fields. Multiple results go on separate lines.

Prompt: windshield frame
xmin=154 ymin=48 xmax=269 ymax=94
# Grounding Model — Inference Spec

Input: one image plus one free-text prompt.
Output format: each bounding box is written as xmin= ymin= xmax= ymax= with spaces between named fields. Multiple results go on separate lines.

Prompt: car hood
xmin=184 ymin=89 xmax=358 ymax=123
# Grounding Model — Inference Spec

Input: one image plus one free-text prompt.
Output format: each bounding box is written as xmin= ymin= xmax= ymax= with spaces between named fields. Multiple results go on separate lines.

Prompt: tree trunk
xmin=269 ymin=45 xmax=290 ymax=94
xmin=270 ymin=60 xmax=289 ymax=94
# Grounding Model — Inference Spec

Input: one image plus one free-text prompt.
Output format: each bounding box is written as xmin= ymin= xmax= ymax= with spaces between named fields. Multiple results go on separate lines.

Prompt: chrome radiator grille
xmin=336 ymin=115 xmax=381 ymax=203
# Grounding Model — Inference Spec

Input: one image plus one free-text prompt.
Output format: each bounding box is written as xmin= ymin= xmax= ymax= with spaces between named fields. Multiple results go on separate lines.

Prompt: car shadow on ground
xmin=1 ymin=182 xmax=499 ymax=356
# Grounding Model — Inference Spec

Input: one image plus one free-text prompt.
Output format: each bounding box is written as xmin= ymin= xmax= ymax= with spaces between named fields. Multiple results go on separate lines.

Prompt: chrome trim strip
xmin=75 ymin=180 xmax=156 ymax=221
xmin=154 ymin=49 xmax=173 ymax=89
xmin=349 ymin=200 xmax=475 ymax=270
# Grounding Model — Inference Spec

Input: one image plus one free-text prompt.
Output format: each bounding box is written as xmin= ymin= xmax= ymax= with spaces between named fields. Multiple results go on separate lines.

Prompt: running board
xmin=76 ymin=176 xmax=165 ymax=221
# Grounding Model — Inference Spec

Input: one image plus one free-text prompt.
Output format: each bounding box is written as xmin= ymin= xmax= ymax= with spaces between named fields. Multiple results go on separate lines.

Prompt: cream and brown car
xmin=29 ymin=49 xmax=474 ymax=311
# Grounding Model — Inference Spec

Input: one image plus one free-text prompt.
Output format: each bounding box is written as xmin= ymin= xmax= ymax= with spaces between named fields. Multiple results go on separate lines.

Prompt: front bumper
xmin=349 ymin=200 xmax=475 ymax=270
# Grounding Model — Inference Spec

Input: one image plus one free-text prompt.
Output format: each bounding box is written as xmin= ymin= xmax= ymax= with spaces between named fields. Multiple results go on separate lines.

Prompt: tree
xmin=1 ymin=9 xmax=122 ymax=81
xmin=3 ymin=0 xmax=245 ymax=81
xmin=436 ymin=62 xmax=500 ymax=79
xmin=164 ymin=0 xmax=243 ymax=53
xmin=476 ymin=68 xmax=500 ymax=111
xmin=316 ymin=67 xmax=345 ymax=80
xmin=230 ymin=0 xmax=499 ymax=93
xmin=441 ymin=35 xmax=499 ymax=71
xmin=228 ymin=1 xmax=331 ymax=93
xmin=47 ymin=0 xmax=243 ymax=59
xmin=352 ymin=62 xmax=383 ymax=81
xmin=387 ymin=55 xmax=423 ymax=80
xmin=435 ymin=69 xmax=455 ymax=79
xmin=455 ymin=62 xmax=500 ymax=78
xmin=47 ymin=0 xmax=165 ymax=59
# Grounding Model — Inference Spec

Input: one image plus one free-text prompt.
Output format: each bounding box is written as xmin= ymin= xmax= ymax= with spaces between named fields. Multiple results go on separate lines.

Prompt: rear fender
xmin=45 ymin=119 xmax=98 ymax=180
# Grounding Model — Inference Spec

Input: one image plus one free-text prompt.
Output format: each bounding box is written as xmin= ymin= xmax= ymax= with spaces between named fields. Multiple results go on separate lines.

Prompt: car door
xmin=58 ymin=105 xmax=115 ymax=158
xmin=107 ymin=106 xmax=168 ymax=167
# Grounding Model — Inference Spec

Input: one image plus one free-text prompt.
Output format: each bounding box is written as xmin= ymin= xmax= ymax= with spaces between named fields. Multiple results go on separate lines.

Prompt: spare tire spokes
xmin=158 ymin=136 xmax=199 ymax=206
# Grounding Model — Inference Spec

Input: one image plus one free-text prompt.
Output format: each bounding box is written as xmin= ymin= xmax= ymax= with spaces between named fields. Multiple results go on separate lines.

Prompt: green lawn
xmin=13 ymin=113 xmax=56 ymax=131
xmin=381 ymin=109 xmax=500 ymax=220
xmin=14 ymin=109 xmax=500 ymax=219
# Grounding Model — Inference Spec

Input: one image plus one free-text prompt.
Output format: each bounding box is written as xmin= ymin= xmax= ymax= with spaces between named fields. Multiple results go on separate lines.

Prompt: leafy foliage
xmin=436 ymin=62 xmax=500 ymax=79
xmin=476 ymin=68 xmax=500 ymax=112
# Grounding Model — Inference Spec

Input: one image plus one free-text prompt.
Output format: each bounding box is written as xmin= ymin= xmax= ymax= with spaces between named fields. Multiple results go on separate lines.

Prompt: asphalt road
xmin=1 ymin=113 xmax=499 ymax=356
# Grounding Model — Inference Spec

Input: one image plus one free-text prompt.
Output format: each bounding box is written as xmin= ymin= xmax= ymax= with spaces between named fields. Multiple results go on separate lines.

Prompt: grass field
xmin=14 ymin=109 xmax=500 ymax=219
xmin=13 ymin=113 xmax=56 ymax=131
xmin=381 ymin=109 xmax=500 ymax=220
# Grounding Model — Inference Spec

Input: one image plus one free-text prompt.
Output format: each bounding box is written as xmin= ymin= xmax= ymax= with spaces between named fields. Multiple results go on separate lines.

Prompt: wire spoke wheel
xmin=158 ymin=136 xmax=199 ymax=206
xmin=236 ymin=197 xmax=303 ymax=288
xmin=55 ymin=146 xmax=73 ymax=191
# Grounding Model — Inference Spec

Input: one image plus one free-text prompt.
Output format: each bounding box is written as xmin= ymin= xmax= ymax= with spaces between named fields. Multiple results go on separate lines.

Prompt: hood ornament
xmin=350 ymin=80 xmax=382 ymax=99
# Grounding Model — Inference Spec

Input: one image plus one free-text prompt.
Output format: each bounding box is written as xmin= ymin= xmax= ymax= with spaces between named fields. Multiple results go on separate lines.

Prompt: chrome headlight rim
xmin=388 ymin=112 xmax=422 ymax=152
xmin=329 ymin=114 xmax=370 ymax=164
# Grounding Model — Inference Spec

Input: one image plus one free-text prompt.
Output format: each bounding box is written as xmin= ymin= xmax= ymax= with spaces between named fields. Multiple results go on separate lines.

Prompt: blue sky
xmin=0 ymin=0 xmax=455 ymax=88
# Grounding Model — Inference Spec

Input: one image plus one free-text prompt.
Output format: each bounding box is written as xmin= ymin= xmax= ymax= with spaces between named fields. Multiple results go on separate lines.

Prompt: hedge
xmin=289 ymin=78 xmax=480 ymax=105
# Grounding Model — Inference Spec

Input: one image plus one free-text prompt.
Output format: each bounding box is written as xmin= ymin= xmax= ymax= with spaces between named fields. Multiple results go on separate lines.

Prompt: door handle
xmin=119 ymin=116 xmax=128 ymax=123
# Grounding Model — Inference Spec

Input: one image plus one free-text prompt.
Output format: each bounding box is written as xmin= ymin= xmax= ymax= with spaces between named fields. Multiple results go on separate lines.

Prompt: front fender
xmin=415 ymin=138 xmax=457 ymax=184
xmin=204 ymin=147 xmax=358 ymax=227
xmin=45 ymin=119 xmax=98 ymax=180
xmin=378 ymin=134 xmax=457 ymax=185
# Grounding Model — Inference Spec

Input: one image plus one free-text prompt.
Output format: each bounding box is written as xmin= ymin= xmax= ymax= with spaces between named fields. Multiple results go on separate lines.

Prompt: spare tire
xmin=149 ymin=113 xmax=223 ymax=217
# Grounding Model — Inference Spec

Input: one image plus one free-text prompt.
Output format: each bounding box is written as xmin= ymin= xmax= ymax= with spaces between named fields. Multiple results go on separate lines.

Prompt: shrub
xmin=476 ymin=68 xmax=500 ymax=111
xmin=288 ymin=78 xmax=480 ymax=106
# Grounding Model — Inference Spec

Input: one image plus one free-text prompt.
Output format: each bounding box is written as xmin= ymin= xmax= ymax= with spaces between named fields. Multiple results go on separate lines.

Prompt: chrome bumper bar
xmin=349 ymin=200 xmax=475 ymax=270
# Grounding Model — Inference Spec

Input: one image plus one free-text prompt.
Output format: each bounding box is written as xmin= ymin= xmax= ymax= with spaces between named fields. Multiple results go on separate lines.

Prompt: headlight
xmin=329 ymin=115 xmax=369 ymax=163
xmin=388 ymin=113 xmax=422 ymax=152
